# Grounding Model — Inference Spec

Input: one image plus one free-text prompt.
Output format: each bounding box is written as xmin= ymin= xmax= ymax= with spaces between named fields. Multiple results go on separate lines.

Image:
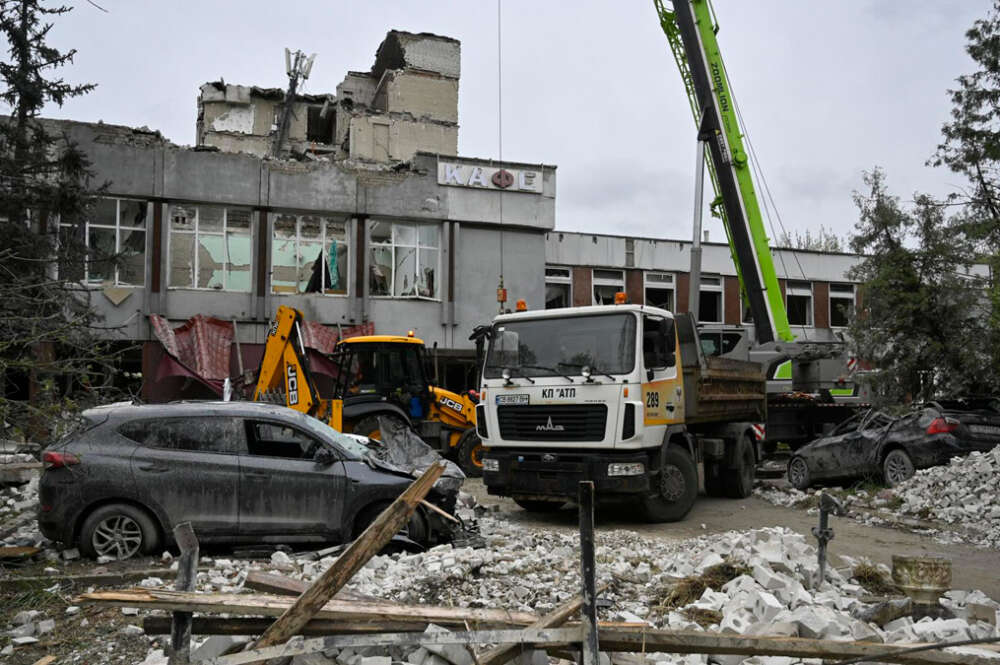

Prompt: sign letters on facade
xmin=438 ymin=162 xmax=543 ymax=193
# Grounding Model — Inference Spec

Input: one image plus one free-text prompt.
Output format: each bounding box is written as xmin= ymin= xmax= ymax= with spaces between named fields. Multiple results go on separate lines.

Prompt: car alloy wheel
xmin=92 ymin=514 xmax=143 ymax=560
xmin=787 ymin=456 xmax=810 ymax=490
xmin=883 ymin=449 xmax=914 ymax=487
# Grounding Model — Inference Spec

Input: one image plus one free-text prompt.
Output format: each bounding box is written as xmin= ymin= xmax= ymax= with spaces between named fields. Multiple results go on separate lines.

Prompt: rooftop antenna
xmin=272 ymin=48 xmax=316 ymax=158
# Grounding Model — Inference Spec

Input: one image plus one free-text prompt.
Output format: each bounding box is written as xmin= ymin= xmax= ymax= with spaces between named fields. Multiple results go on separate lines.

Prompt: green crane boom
xmin=654 ymin=0 xmax=794 ymax=344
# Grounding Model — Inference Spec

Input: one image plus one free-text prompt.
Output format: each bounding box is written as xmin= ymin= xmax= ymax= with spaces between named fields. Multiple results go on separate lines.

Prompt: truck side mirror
xmin=665 ymin=351 xmax=676 ymax=368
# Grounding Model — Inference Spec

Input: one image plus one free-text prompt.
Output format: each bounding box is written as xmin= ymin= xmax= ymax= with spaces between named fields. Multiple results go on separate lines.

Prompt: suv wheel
xmin=79 ymin=503 xmax=160 ymax=560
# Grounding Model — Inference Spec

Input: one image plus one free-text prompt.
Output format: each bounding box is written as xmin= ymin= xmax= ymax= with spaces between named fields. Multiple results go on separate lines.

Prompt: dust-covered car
xmin=786 ymin=399 xmax=1000 ymax=489
xmin=38 ymin=401 xmax=462 ymax=560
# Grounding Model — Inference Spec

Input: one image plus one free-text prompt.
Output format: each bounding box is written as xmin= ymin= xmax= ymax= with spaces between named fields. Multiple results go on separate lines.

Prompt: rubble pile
xmin=127 ymin=507 xmax=999 ymax=665
xmin=0 ymin=475 xmax=46 ymax=550
xmin=892 ymin=447 xmax=1000 ymax=549
xmin=755 ymin=445 xmax=1000 ymax=550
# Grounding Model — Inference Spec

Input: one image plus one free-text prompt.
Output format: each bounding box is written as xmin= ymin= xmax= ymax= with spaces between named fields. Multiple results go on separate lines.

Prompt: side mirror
xmin=664 ymin=351 xmax=676 ymax=368
xmin=646 ymin=368 xmax=654 ymax=382
xmin=314 ymin=447 xmax=337 ymax=465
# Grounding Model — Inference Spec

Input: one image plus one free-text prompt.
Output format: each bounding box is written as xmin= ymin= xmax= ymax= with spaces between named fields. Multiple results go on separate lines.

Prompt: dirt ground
xmin=462 ymin=478 xmax=1000 ymax=599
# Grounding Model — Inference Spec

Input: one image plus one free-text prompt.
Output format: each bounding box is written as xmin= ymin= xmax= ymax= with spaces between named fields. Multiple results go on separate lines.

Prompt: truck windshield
xmin=484 ymin=313 xmax=636 ymax=378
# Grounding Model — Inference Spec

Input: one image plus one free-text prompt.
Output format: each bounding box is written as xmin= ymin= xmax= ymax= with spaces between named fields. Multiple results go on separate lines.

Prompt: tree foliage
xmin=775 ymin=225 xmax=845 ymax=253
xmin=0 ymin=0 xmax=123 ymax=440
xmin=847 ymin=169 xmax=995 ymax=404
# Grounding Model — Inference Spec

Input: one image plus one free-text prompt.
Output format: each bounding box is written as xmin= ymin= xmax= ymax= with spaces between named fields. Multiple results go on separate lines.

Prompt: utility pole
xmin=271 ymin=48 xmax=316 ymax=158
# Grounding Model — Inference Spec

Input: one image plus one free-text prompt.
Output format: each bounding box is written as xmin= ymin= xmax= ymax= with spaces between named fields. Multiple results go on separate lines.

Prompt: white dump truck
xmin=475 ymin=302 xmax=766 ymax=521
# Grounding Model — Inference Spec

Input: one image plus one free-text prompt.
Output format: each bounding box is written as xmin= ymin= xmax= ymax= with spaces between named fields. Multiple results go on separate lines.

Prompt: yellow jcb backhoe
xmin=253 ymin=305 xmax=486 ymax=475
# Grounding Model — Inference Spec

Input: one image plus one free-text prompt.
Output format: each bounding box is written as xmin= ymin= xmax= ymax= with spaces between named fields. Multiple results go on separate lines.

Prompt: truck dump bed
xmin=675 ymin=314 xmax=766 ymax=424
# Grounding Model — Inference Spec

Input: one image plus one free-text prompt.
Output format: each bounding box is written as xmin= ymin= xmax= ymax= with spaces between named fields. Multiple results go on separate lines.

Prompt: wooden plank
xmin=0 ymin=567 xmax=208 ymax=591
xmin=197 ymin=627 xmax=1000 ymax=665
xmin=243 ymin=570 xmax=378 ymax=602
xmin=31 ymin=657 xmax=57 ymax=665
xmin=420 ymin=498 xmax=460 ymax=524
xmin=78 ymin=589 xmax=539 ymax=627
xmin=169 ymin=522 xmax=199 ymax=665
xmin=476 ymin=582 xmax=609 ymax=665
xmin=251 ymin=461 xmax=446 ymax=650
xmin=143 ymin=615 xmax=430 ymax=636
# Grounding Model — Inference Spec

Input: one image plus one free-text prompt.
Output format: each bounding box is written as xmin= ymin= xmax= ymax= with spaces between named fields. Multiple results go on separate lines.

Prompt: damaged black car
xmin=38 ymin=402 xmax=464 ymax=560
xmin=786 ymin=399 xmax=1000 ymax=490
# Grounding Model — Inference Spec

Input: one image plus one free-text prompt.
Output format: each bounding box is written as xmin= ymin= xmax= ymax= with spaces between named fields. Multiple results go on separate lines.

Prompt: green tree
xmin=0 ymin=0 xmax=122 ymax=439
xmin=847 ymin=169 xmax=993 ymax=405
xmin=775 ymin=225 xmax=845 ymax=252
xmin=931 ymin=0 xmax=1000 ymax=384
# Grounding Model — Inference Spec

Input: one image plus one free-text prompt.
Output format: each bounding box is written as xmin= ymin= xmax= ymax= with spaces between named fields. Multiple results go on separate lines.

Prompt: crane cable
xmin=496 ymin=0 xmax=505 ymax=313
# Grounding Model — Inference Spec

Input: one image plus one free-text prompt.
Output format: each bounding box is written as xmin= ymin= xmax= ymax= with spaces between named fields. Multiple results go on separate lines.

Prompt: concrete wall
xmin=348 ymin=114 xmax=457 ymax=162
xmin=376 ymin=71 xmax=459 ymax=123
xmin=51 ymin=119 xmax=554 ymax=352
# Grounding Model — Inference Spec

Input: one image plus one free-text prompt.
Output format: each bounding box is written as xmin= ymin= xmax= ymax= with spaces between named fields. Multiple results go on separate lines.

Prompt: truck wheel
xmin=456 ymin=429 xmax=485 ymax=478
xmin=353 ymin=414 xmax=407 ymax=442
xmin=723 ymin=435 xmax=756 ymax=499
xmin=513 ymin=498 xmax=565 ymax=512
xmin=641 ymin=445 xmax=697 ymax=522
xmin=703 ymin=461 xmax=727 ymax=497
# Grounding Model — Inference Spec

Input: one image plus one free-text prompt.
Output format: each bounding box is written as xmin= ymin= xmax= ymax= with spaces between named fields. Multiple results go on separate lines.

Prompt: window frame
xmin=167 ymin=204 xmax=254 ymax=292
xmin=698 ymin=274 xmax=724 ymax=324
xmin=545 ymin=265 xmax=572 ymax=310
xmin=592 ymin=268 xmax=625 ymax=306
xmin=368 ymin=220 xmax=441 ymax=300
xmin=829 ymin=282 xmax=855 ymax=329
xmin=644 ymin=271 xmax=675 ymax=312
xmin=59 ymin=197 xmax=149 ymax=286
xmin=270 ymin=213 xmax=350 ymax=297
xmin=786 ymin=280 xmax=814 ymax=327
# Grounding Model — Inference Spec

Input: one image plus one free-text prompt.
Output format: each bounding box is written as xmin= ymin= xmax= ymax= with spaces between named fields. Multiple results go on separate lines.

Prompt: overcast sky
xmin=33 ymin=0 xmax=991 ymax=244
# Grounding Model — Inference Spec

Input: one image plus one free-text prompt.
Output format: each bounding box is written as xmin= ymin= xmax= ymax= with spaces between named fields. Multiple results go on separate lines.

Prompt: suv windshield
xmin=484 ymin=313 xmax=637 ymax=378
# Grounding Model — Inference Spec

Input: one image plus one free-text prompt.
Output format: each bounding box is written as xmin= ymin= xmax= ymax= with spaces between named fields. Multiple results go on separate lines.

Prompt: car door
xmin=237 ymin=419 xmax=349 ymax=540
xmin=126 ymin=416 xmax=242 ymax=536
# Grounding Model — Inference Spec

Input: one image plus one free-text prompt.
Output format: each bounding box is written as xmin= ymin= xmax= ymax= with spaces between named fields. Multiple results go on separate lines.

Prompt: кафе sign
xmin=437 ymin=161 xmax=543 ymax=193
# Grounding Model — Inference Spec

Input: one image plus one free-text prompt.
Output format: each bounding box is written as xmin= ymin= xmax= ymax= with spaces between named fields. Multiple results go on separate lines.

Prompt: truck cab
xmin=477 ymin=302 xmax=765 ymax=521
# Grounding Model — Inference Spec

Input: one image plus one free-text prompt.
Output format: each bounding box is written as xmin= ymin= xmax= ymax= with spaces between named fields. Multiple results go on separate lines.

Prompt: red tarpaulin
xmin=146 ymin=315 xmax=374 ymax=402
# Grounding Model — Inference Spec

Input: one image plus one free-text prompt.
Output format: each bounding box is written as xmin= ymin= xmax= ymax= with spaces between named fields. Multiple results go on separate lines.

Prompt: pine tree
xmin=0 ymin=0 xmax=122 ymax=439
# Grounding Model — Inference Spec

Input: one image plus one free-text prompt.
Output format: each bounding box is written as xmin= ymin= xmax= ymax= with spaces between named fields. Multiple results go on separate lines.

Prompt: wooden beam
xmin=578 ymin=480 xmax=599 ymax=665
xmin=1 ymin=567 xmax=207 ymax=591
xmin=143 ymin=616 xmax=430 ymax=636
xmin=196 ymin=627 xmax=1000 ymax=665
xmin=244 ymin=571 xmax=378 ymax=602
xmin=250 ymin=461 xmax=446 ymax=649
xmin=78 ymin=591 xmax=538 ymax=628
xmin=476 ymin=583 xmax=608 ymax=665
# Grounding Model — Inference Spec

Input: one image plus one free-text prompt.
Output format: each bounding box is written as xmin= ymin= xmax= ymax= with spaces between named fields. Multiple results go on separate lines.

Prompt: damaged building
xmin=197 ymin=31 xmax=460 ymax=162
xmin=31 ymin=29 xmax=868 ymax=399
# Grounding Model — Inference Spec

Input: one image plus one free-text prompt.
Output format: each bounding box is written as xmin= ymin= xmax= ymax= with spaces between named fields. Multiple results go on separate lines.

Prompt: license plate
xmin=496 ymin=393 xmax=529 ymax=405
xmin=970 ymin=424 xmax=1000 ymax=437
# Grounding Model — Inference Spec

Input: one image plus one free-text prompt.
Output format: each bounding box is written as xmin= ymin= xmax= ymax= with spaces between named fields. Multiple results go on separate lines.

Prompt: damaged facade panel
xmin=196 ymin=30 xmax=459 ymax=164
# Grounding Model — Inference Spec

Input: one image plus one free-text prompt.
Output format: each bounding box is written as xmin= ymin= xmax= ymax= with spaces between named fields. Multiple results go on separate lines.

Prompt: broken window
xmin=306 ymin=105 xmax=336 ymax=144
xmin=168 ymin=204 xmax=252 ymax=291
xmin=830 ymin=283 xmax=855 ymax=327
xmin=271 ymin=214 xmax=348 ymax=295
xmin=368 ymin=221 xmax=439 ymax=299
xmin=698 ymin=275 xmax=723 ymax=323
xmin=59 ymin=197 xmax=148 ymax=286
xmin=545 ymin=266 xmax=571 ymax=309
xmin=644 ymin=272 xmax=674 ymax=311
xmin=248 ymin=421 xmax=323 ymax=459
xmin=786 ymin=280 xmax=814 ymax=327
xmin=592 ymin=269 xmax=625 ymax=305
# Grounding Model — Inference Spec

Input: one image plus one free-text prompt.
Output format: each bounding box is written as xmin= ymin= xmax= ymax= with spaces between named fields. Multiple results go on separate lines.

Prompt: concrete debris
xmin=755 ymin=444 xmax=1000 ymax=550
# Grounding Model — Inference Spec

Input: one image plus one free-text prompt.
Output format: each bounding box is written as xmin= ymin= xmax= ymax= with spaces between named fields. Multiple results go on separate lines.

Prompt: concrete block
xmin=747 ymin=620 xmax=799 ymax=637
xmin=360 ymin=658 xmax=391 ymax=665
xmin=12 ymin=610 xmax=40 ymax=625
xmin=37 ymin=618 xmax=55 ymax=634
xmin=292 ymin=655 xmax=338 ymax=665
xmin=751 ymin=564 xmax=787 ymax=592
xmin=11 ymin=636 xmax=39 ymax=645
xmin=8 ymin=622 xmax=35 ymax=637
xmin=192 ymin=635 xmax=250 ymax=660
xmin=749 ymin=590 xmax=784 ymax=623
xmin=719 ymin=610 xmax=755 ymax=635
